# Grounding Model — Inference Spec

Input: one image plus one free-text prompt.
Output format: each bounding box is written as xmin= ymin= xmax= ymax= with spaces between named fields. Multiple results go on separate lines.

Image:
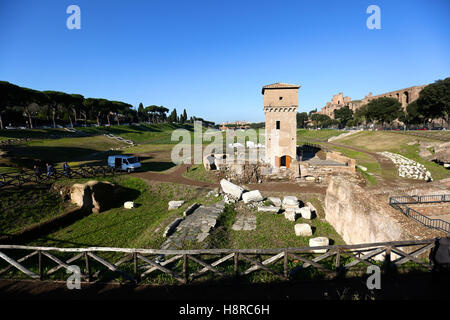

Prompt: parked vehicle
xmin=107 ymin=155 xmax=141 ymax=173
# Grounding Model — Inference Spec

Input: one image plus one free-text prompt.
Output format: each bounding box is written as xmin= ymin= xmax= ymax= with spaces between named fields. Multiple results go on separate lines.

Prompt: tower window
xmin=279 ymin=96 xmax=283 ymax=100
xmin=276 ymin=121 xmax=280 ymax=130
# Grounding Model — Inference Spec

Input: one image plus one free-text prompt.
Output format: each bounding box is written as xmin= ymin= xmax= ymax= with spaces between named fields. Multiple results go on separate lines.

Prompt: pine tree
xmin=168 ymin=108 xmax=178 ymax=123
xmin=138 ymin=103 xmax=144 ymax=122
xmin=181 ymin=109 xmax=187 ymax=124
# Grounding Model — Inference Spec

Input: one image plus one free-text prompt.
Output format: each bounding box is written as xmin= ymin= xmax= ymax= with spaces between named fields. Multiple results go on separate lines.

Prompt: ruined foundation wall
xmin=325 ymin=151 xmax=356 ymax=173
xmin=324 ymin=176 xmax=407 ymax=244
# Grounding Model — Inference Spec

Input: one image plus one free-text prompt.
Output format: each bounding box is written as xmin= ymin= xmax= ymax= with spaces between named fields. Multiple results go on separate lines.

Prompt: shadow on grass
xmin=1 ymin=271 xmax=449 ymax=300
xmin=140 ymin=161 xmax=176 ymax=172
xmin=6 ymin=146 xmax=117 ymax=166
xmin=0 ymin=184 xmax=141 ymax=245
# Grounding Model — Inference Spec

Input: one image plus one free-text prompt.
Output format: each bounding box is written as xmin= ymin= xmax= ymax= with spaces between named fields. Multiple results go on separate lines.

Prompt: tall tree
xmin=168 ymin=108 xmax=178 ymax=123
xmin=181 ymin=109 xmax=188 ymax=124
xmin=296 ymin=112 xmax=308 ymax=128
xmin=365 ymin=97 xmax=402 ymax=127
xmin=0 ymin=81 xmax=22 ymax=130
xmin=333 ymin=106 xmax=353 ymax=128
xmin=138 ymin=102 xmax=144 ymax=122
xmin=416 ymin=77 xmax=450 ymax=128
xmin=43 ymin=91 xmax=69 ymax=128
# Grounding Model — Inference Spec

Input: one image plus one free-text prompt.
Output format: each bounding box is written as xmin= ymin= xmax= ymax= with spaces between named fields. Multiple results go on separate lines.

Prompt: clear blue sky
xmin=1 ymin=0 xmax=449 ymax=123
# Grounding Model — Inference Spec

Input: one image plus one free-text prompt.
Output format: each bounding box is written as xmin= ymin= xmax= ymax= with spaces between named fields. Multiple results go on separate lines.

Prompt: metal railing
xmin=389 ymin=195 xmax=450 ymax=234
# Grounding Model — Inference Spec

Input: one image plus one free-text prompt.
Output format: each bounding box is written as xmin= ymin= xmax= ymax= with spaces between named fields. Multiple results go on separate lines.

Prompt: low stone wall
xmin=325 ymin=151 xmax=356 ymax=173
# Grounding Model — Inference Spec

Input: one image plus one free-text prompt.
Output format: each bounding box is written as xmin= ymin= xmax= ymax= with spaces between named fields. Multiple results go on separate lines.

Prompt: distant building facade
xmin=318 ymin=84 xmax=427 ymax=119
xmin=262 ymin=82 xmax=300 ymax=168
xmin=220 ymin=121 xmax=250 ymax=130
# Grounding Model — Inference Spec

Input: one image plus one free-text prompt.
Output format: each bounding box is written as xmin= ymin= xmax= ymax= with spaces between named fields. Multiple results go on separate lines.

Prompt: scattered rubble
xmin=379 ymin=151 xmax=432 ymax=181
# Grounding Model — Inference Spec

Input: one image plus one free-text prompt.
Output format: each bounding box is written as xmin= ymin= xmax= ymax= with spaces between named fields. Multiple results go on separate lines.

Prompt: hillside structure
xmin=318 ymin=84 xmax=427 ymax=119
xmin=262 ymin=82 xmax=300 ymax=168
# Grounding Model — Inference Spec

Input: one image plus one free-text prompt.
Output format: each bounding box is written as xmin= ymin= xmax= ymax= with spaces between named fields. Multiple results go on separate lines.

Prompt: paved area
xmin=306 ymin=157 xmax=347 ymax=166
xmin=231 ymin=214 xmax=257 ymax=231
xmin=161 ymin=201 xmax=225 ymax=249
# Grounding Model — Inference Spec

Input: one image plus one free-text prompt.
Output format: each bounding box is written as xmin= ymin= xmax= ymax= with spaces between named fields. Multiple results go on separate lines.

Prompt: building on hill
xmin=262 ymin=82 xmax=300 ymax=168
xmin=318 ymin=84 xmax=427 ymax=119
xmin=219 ymin=121 xmax=250 ymax=130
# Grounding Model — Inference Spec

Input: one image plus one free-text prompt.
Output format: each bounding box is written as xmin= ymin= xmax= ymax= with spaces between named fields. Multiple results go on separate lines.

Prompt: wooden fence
xmin=390 ymin=195 xmax=450 ymax=234
xmin=0 ymin=165 xmax=122 ymax=189
xmin=0 ymin=239 xmax=436 ymax=284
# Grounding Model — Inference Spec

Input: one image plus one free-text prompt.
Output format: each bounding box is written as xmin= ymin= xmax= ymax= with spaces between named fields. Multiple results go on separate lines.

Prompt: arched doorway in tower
xmin=280 ymin=155 xmax=292 ymax=168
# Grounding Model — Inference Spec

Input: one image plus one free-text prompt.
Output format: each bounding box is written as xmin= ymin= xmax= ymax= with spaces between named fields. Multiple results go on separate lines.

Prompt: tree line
xmin=298 ymin=77 xmax=450 ymax=129
xmin=0 ymin=81 xmax=207 ymax=130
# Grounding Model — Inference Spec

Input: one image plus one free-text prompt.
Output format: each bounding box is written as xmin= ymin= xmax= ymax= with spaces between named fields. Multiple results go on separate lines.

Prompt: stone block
xmin=268 ymin=197 xmax=282 ymax=207
xmin=220 ymin=179 xmax=244 ymax=199
xmin=309 ymin=237 xmax=329 ymax=253
xmin=299 ymin=206 xmax=313 ymax=219
xmin=168 ymin=200 xmax=184 ymax=210
xmin=295 ymin=223 xmax=313 ymax=236
xmin=124 ymin=201 xmax=134 ymax=209
xmin=284 ymin=211 xmax=298 ymax=222
xmin=282 ymin=196 xmax=298 ymax=206
xmin=257 ymin=206 xmax=281 ymax=213
xmin=242 ymin=190 xmax=263 ymax=203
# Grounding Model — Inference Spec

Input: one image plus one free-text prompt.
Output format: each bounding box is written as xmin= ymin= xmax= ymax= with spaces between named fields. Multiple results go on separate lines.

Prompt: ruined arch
xmin=402 ymin=91 xmax=409 ymax=105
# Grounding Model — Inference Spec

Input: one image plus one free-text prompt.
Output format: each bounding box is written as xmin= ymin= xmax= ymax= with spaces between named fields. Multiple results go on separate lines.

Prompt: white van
xmin=107 ymin=155 xmax=141 ymax=173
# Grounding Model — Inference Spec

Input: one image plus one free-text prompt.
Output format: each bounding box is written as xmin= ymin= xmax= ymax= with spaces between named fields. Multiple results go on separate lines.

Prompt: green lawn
xmin=77 ymin=123 xmax=197 ymax=144
xmin=207 ymin=195 xmax=344 ymax=250
xmin=297 ymin=129 xmax=347 ymax=143
xmin=3 ymin=135 xmax=128 ymax=170
xmin=28 ymin=177 xmax=218 ymax=249
xmin=183 ymin=164 xmax=218 ymax=183
xmin=0 ymin=184 xmax=72 ymax=234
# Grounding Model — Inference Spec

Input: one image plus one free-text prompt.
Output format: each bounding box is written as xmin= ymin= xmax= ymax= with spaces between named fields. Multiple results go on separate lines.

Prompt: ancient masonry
xmin=262 ymin=82 xmax=301 ymax=169
xmin=318 ymin=84 xmax=427 ymax=119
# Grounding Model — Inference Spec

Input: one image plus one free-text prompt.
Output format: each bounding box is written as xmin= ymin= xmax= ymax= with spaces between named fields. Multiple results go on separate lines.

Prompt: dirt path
xmin=132 ymin=165 xmax=327 ymax=194
xmin=319 ymin=140 xmax=425 ymax=189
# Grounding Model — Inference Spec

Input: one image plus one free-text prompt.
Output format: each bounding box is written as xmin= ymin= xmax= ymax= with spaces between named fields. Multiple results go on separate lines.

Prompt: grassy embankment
xmin=336 ymin=131 xmax=450 ymax=181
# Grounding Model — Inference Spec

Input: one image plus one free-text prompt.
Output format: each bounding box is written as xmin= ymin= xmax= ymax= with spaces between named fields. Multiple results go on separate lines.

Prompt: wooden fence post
xmin=38 ymin=250 xmax=43 ymax=281
xmin=234 ymin=252 xmax=239 ymax=277
xmin=84 ymin=252 xmax=90 ymax=282
xmin=183 ymin=254 xmax=188 ymax=284
xmin=133 ymin=252 xmax=139 ymax=283
xmin=283 ymin=250 xmax=288 ymax=279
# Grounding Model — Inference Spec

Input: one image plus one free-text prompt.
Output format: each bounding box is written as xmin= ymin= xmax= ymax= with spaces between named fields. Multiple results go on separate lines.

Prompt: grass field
xmin=0 ymin=184 xmax=73 ymax=234
xmin=297 ymin=129 xmax=347 ymax=143
xmin=27 ymin=177 xmax=218 ymax=249
xmin=183 ymin=164 xmax=218 ymax=183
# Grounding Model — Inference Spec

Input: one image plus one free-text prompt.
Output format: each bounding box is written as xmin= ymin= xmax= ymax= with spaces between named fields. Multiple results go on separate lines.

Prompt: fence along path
xmin=390 ymin=195 xmax=450 ymax=234
xmin=0 ymin=165 xmax=123 ymax=189
xmin=0 ymin=240 xmax=436 ymax=284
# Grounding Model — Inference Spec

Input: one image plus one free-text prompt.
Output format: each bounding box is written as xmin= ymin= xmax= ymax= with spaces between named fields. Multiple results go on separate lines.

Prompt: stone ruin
xmin=203 ymin=145 xmax=357 ymax=185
